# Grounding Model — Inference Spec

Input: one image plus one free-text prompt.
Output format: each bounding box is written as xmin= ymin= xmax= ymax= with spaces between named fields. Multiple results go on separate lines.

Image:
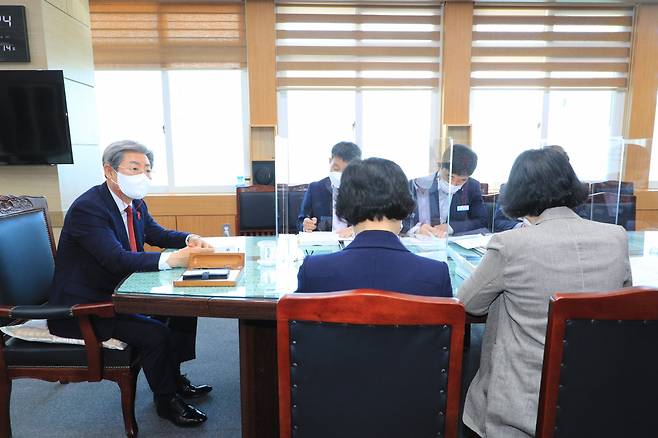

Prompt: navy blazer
xmin=404 ymin=174 xmax=488 ymax=235
xmin=49 ymin=183 xmax=189 ymax=306
xmin=297 ymin=177 xmax=333 ymax=232
xmin=296 ymin=230 xmax=452 ymax=297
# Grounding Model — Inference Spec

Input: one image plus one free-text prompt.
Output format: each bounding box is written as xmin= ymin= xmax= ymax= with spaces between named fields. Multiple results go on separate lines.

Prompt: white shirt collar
xmin=107 ymin=183 xmax=130 ymax=213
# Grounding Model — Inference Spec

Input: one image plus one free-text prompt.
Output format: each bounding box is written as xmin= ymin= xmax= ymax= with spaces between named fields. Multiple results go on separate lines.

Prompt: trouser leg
xmin=105 ymin=314 xmax=178 ymax=396
xmin=151 ymin=316 xmax=198 ymax=364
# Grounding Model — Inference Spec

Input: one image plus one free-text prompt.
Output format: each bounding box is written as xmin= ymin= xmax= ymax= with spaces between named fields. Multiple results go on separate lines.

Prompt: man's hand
xmin=432 ymin=224 xmax=449 ymax=238
xmin=337 ymin=226 xmax=354 ymax=238
xmin=303 ymin=217 xmax=317 ymax=232
xmin=168 ymin=246 xmax=214 ymax=268
xmin=417 ymin=223 xmax=441 ymax=237
xmin=187 ymin=234 xmax=213 ymax=249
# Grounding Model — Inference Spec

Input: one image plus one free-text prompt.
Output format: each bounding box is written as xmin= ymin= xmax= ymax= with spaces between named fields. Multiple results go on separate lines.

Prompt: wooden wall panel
xmin=145 ymin=194 xmax=237 ymax=216
xmin=251 ymin=127 xmax=276 ymax=161
xmin=246 ymin=0 xmax=277 ymax=127
xmin=624 ymin=5 xmax=658 ymax=189
xmin=177 ymin=215 xmax=237 ymax=237
xmin=152 ymin=215 xmax=177 ymax=231
xmin=637 ymin=211 xmax=658 ymax=231
xmin=441 ymin=2 xmax=473 ymax=126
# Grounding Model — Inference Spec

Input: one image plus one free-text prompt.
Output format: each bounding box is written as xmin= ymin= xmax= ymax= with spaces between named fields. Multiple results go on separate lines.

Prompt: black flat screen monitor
xmin=0 ymin=70 xmax=73 ymax=165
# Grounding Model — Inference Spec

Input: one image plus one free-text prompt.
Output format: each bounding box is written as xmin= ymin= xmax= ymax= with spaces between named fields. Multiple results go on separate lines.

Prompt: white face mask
xmin=329 ymin=171 xmax=342 ymax=188
xmin=116 ymin=172 xmax=151 ymax=200
xmin=438 ymin=178 xmax=463 ymax=195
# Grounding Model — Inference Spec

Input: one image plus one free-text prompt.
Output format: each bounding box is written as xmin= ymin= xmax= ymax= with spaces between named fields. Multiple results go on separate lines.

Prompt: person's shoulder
xmin=69 ymin=184 xmax=106 ymax=211
xmin=406 ymin=252 xmax=449 ymax=274
xmin=299 ymin=251 xmax=342 ymax=276
xmin=578 ymin=218 xmax=627 ymax=240
xmin=308 ymin=177 xmax=329 ymax=190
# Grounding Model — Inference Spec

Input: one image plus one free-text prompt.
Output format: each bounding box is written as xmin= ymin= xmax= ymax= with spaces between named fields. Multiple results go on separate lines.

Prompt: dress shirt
xmin=331 ymin=185 xmax=348 ymax=232
xmin=108 ymin=188 xmax=172 ymax=270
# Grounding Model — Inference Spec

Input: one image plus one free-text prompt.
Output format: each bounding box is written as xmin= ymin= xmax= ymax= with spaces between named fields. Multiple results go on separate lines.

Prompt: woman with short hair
xmin=459 ymin=147 xmax=632 ymax=437
xmin=296 ymin=157 xmax=452 ymax=297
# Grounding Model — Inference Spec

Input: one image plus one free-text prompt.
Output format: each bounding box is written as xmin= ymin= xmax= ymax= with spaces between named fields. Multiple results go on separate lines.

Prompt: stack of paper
xmin=297 ymin=231 xmax=341 ymax=247
xmin=450 ymin=234 xmax=491 ymax=250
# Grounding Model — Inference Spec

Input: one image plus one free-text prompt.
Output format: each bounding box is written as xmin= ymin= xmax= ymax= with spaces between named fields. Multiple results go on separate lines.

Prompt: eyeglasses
xmin=117 ymin=166 xmax=153 ymax=177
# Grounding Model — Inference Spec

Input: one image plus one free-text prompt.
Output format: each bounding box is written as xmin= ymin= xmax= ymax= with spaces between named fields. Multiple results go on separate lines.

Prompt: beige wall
xmin=0 ymin=0 xmax=101 ymax=242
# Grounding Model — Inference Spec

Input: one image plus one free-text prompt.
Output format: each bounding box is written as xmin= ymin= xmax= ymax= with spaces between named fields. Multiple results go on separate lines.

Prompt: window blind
xmin=90 ymin=1 xmax=246 ymax=69
xmin=471 ymin=6 xmax=633 ymax=88
xmin=276 ymin=4 xmax=442 ymax=89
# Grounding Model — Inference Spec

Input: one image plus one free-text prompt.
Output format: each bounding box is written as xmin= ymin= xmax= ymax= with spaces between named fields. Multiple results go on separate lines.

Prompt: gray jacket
xmin=458 ymin=207 xmax=632 ymax=437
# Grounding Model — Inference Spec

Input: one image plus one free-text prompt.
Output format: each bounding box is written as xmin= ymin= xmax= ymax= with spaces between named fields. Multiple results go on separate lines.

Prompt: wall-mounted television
xmin=0 ymin=70 xmax=73 ymax=165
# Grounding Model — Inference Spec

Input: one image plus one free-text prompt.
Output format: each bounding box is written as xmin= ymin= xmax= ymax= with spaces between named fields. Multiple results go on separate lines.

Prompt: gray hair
xmin=102 ymin=140 xmax=154 ymax=169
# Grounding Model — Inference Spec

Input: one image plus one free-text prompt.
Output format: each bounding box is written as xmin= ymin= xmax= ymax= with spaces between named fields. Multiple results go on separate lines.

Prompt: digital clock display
xmin=0 ymin=6 xmax=29 ymax=62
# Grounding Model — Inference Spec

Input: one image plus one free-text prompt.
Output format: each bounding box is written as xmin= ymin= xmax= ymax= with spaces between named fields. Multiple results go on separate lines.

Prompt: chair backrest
xmin=277 ymin=184 xmax=308 ymax=234
xmin=482 ymin=193 xmax=497 ymax=232
xmin=0 ymin=195 xmax=55 ymax=307
xmin=590 ymin=180 xmax=634 ymax=196
xmin=479 ymin=182 xmax=489 ymax=195
xmin=277 ymin=289 xmax=465 ymax=438
xmin=589 ymin=192 xmax=636 ymax=231
xmin=536 ymin=288 xmax=658 ymax=438
xmin=236 ymin=185 xmax=276 ymax=236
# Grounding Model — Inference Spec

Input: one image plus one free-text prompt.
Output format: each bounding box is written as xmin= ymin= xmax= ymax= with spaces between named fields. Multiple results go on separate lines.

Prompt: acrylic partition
xmin=454 ymin=136 xmax=656 ymax=237
xmin=274 ymin=134 xmax=449 ymax=256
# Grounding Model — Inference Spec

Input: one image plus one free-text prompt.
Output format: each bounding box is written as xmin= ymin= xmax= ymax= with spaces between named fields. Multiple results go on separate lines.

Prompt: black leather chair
xmin=588 ymin=180 xmax=636 ymax=231
xmin=536 ymin=287 xmax=658 ymax=438
xmin=482 ymin=193 xmax=497 ymax=232
xmin=236 ymin=185 xmax=276 ymax=236
xmin=277 ymin=184 xmax=308 ymax=234
xmin=0 ymin=195 xmax=139 ymax=437
xmin=277 ymin=289 xmax=465 ymax=438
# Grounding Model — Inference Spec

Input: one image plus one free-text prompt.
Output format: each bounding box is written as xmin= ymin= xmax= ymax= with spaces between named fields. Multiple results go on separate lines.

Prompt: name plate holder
xmin=174 ymin=252 xmax=245 ymax=287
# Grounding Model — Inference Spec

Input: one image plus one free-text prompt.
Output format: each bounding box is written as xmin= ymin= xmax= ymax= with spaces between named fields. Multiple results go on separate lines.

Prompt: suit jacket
xmin=404 ymin=174 xmax=488 ymax=235
xmin=49 ymin=183 xmax=189 ymax=307
xmin=458 ymin=207 xmax=632 ymax=438
xmin=297 ymin=177 xmax=333 ymax=232
xmin=296 ymin=230 xmax=452 ymax=297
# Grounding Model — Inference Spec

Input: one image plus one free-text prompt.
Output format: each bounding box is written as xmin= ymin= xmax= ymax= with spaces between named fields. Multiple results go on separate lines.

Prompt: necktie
xmin=125 ymin=205 xmax=138 ymax=252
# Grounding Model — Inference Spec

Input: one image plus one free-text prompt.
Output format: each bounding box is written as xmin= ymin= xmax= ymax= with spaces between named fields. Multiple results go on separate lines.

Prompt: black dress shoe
xmin=156 ymin=395 xmax=207 ymax=427
xmin=177 ymin=374 xmax=213 ymax=399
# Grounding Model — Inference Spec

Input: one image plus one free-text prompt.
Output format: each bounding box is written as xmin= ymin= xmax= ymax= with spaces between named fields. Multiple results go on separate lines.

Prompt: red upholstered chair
xmin=277 ymin=289 xmax=465 ymax=438
xmin=536 ymin=288 xmax=658 ymax=438
xmin=0 ymin=195 xmax=139 ymax=437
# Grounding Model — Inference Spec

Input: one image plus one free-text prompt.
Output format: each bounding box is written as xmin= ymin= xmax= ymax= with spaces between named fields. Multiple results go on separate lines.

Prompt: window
xmin=275 ymin=3 xmax=441 ymax=184
xmin=471 ymin=89 xmax=625 ymax=187
xmin=278 ymin=89 xmax=437 ymax=184
xmin=96 ymin=70 xmax=248 ymax=192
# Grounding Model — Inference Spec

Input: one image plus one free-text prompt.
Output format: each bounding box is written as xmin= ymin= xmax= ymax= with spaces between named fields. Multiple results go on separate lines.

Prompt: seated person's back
xmin=296 ymin=157 xmax=452 ymax=298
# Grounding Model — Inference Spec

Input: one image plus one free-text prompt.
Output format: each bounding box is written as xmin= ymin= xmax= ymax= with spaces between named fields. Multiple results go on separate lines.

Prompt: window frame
xmin=96 ymin=68 xmax=251 ymax=194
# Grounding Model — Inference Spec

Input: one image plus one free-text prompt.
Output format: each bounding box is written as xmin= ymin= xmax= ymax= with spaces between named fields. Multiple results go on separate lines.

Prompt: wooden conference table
xmin=112 ymin=232 xmax=658 ymax=438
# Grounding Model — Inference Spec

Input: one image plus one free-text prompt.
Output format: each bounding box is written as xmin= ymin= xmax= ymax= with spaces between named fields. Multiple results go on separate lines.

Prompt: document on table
xmin=450 ymin=234 xmax=492 ymax=250
xmin=298 ymin=231 xmax=353 ymax=247
xmin=400 ymin=236 xmax=447 ymax=250
xmin=630 ymin=256 xmax=658 ymax=287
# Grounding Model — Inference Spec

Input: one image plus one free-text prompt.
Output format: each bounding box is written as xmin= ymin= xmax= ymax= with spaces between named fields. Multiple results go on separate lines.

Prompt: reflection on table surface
xmin=115 ymin=232 xmax=658 ymax=300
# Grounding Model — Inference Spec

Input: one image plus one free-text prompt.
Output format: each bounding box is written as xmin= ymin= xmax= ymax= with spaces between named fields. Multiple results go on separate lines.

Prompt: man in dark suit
xmin=297 ymin=158 xmax=452 ymax=297
xmin=49 ymin=140 xmax=213 ymax=427
xmin=297 ymin=141 xmax=361 ymax=236
xmin=404 ymin=144 xmax=488 ymax=237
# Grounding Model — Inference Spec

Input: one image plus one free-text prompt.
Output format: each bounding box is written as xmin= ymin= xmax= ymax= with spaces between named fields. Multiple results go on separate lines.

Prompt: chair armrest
xmin=72 ymin=302 xmax=115 ymax=318
xmin=0 ymin=305 xmax=73 ymax=320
